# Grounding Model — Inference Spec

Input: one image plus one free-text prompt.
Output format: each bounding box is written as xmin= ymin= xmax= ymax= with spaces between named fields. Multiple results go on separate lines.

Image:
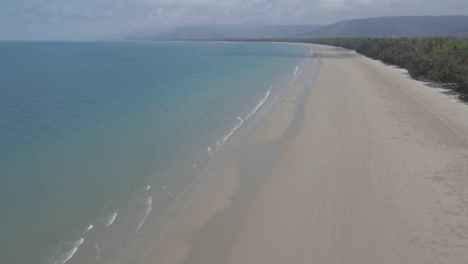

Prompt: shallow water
xmin=0 ymin=41 xmax=310 ymax=264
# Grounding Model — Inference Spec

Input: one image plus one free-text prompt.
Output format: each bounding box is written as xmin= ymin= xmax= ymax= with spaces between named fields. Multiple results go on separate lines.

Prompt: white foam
xmin=134 ymin=196 xmax=152 ymax=233
xmin=146 ymin=185 xmax=151 ymax=190
xmin=102 ymin=212 xmax=118 ymax=228
xmin=207 ymin=147 xmax=212 ymax=157
xmin=293 ymin=65 xmax=299 ymax=77
xmin=50 ymin=238 xmax=84 ymax=264
xmin=214 ymin=140 xmax=221 ymax=152
xmin=87 ymin=224 xmax=93 ymax=231
xmin=218 ymin=86 xmax=272 ymax=148
xmin=94 ymin=243 xmax=101 ymax=261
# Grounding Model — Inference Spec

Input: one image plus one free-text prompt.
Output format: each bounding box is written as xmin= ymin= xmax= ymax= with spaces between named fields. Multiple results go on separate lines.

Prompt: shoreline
xmin=145 ymin=44 xmax=468 ymax=264
xmin=27 ymin=42 xmax=312 ymax=264
xmin=141 ymin=43 xmax=319 ymax=264
xmin=63 ymin=42 xmax=314 ymax=264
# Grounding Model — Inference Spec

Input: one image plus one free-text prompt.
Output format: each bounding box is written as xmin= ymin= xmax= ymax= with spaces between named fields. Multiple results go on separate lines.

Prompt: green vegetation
xmin=302 ymin=38 xmax=468 ymax=101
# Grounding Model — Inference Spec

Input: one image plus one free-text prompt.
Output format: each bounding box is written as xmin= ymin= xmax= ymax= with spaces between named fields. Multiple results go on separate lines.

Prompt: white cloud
xmin=1 ymin=0 xmax=468 ymax=39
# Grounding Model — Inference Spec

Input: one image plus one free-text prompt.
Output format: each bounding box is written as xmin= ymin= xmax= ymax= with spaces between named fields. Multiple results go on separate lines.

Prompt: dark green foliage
xmin=302 ymin=38 xmax=468 ymax=101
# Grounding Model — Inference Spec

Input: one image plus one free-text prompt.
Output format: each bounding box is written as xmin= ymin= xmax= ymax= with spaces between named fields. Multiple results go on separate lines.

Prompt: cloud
xmin=0 ymin=0 xmax=467 ymax=40
xmin=318 ymin=0 xmax=378 ymax=10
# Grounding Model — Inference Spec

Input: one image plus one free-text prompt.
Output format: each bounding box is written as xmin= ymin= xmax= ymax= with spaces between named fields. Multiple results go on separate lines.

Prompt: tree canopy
xmin=302 ymin=38 xmax=468 ymax=101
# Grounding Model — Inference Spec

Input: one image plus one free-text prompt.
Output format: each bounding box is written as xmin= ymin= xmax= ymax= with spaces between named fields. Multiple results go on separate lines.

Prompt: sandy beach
xmin=145 ymin=44 xmax=468 ymax=264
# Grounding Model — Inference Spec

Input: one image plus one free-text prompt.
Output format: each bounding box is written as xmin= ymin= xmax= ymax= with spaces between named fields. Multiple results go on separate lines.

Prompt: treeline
xmin=302 ymin=38 xmax=468 ymax=101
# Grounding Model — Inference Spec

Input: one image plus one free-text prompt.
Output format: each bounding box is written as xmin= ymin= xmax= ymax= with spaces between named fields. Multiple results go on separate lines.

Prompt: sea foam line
xmin=218 ymin=86 xmax=272 ymax=149
xmin=207 ymin=63 xmax=303 ymax=156
xmin=103 ymin=212 xmax=118 ymax=227
xmin=94 ymin=243 xmax=101 ymax=261
xmin=214 ymin=63 xmax=303 ymax=153
xmin=293 ymin=65 xmax=299 ymax=77
xmin=50 ymin=238 xmax=84 ymax=264
xmin=133 ymin=196 xmax=152 ymax=234
xmin=49 ymin=219 xmax=98 ymax=264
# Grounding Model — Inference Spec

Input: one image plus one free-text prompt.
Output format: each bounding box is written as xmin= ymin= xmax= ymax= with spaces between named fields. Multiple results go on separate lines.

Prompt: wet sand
xmin=145 ymin=44 xmax=468 ymax=264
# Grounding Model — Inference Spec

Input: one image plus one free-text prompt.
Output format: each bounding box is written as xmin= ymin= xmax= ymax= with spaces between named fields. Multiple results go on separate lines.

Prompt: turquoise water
xmin=0 ymin=41 xmax=310 ymax=264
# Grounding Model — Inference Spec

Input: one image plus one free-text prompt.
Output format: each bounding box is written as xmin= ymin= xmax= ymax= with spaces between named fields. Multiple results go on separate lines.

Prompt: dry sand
xmin=145 ymin=44 xmax=468 ymax=264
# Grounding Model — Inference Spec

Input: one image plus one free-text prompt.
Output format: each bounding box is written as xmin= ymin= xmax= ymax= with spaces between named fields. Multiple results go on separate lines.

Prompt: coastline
xmin=136 ymin=43 xmax=318 ymax=264
xmin=58 ymin=42 xmax=314 ymax=264
xmin=0 ymin=41 xmax=311 ymax=264
xmin=144 ymin=44 xmax=468 ymax=264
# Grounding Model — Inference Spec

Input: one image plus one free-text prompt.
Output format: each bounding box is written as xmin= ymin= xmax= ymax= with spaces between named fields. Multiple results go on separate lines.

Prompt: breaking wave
xmin=49 ymin=238 xmax=84 ymax=264
xmin=217 ymin=86 xmax=272 ymax=150
xmin=134 ymin=196 xmax=152 ymax=233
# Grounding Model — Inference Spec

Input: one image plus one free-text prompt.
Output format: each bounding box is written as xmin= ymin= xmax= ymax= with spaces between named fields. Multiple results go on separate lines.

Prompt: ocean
xmin=0 ymin=41 xmax=310 ymax=264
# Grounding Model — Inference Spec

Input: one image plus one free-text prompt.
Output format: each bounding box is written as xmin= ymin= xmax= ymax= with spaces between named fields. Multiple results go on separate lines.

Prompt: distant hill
xmin=450 ymin=27 xmax=468 ymax=38
xmin=145 ymin=23 xmax=321 ymax=40
xmin=311 ymin=16 xmax=468 ymax=37
xmin=138 ymin=15 xmax=468 ymax=41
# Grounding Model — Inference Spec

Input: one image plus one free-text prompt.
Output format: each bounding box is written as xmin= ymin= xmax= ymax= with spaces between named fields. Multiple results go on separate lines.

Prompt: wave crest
xmin=50 ymin=238 xmax=84 ymax=264
xmin=218 ymin=86 xmax=272 ymax=149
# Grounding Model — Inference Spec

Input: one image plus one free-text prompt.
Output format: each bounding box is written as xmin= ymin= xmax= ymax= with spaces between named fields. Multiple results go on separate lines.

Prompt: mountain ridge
xmin=131 ymin=15 xmax=468 ymax=40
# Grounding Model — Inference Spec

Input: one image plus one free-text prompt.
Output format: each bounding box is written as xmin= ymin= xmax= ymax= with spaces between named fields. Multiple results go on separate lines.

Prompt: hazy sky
xmin=1 ymin=0 xmax=467 ymax=40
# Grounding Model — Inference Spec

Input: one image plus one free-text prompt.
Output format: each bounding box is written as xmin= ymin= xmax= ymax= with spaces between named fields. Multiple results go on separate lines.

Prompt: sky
xmin=1 ymin=0 xmax=467 ymax=40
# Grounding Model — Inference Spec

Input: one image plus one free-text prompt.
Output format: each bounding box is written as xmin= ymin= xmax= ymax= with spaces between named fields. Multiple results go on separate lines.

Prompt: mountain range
xmin=131 ymin=15 xmax=468 ymax=40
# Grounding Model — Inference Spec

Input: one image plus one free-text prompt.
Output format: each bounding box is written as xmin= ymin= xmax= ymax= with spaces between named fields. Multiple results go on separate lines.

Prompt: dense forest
xmin=300 ymin=38 xmax=468 ymax=101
